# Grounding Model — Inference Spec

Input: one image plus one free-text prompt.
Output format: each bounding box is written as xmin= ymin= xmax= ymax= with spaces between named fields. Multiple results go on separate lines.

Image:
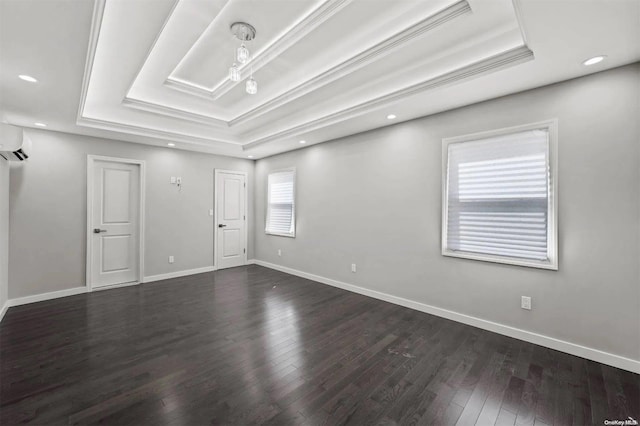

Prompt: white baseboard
xmin=0 ymin=266 xmax=221 ymax=322
xmin=143 ymin=266 xmax=215 ymax=283
xmin=91 ymin=281 xmax=140 ymax=292
xmin=247 ymin=259 xmax=256 ymax=265
xmin=8 ymin=286 xmax=88 ymax=308
xmin=253 ymin=259 xmax=640 ymax=374
xmin=0 ymin=300 xmax=8 ymax=323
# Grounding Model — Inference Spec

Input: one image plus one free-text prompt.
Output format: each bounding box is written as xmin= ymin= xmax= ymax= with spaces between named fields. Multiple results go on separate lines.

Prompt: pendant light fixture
xmin=229 ymin=63 xmax=241 ymax=82
xmin=229 ymin=22 xmax=257 ymax=95
xmin=246 ymin=69 xmax=257 ymax=95
xmin=237 ymin=43 xmax=250 ymax=64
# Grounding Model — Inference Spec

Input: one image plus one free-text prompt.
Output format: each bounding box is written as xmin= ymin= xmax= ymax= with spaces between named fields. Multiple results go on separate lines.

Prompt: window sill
xmin=266 ymin=231 xmax=295 ymax=238
xmin=442 ymin=249 xmax=558 ymax=270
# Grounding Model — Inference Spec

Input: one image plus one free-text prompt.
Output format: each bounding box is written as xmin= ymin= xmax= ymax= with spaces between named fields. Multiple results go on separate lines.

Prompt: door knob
xmin=218 ymin=224 xmax=227 ymax=228
xmin=93 ymin=228 xmax=107 ymax=233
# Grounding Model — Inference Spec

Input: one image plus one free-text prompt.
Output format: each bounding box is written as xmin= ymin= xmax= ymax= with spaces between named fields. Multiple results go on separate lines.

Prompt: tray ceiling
xmin=79 ymin=0 xmax=531 ymax=154
xmin=2 ymin=0 xmax=639 ymax=158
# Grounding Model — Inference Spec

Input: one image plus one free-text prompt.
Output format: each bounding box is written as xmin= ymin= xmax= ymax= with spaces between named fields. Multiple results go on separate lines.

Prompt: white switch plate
xmin=521 ymin=296 xmax=532 ymax=310
xmin=170 ymin=176 xmax=176 ymax=184
xmin=351 ymin=263 xmax=357 ymax=273
xmin=277 ymin=249 xmax=282 ymax=256
xmin=169 ymin=255 xmax=174 ymax=264
xmin=209 ymin=209 xmax=214 ymax=216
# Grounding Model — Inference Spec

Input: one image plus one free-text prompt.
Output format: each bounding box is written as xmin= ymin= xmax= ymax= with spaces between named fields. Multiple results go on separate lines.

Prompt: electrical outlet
xmin=169 ymin=255 xmax=174 ymax=264
xmin=351 ymin=263 xmax=357 ymax=273
xmin=521 ymin=296 xmax=532 ymax=310
xmin=170 ymin=176 xmax=176 ymax=184
xmin=277 ymin=249 xmax=282 ymax=257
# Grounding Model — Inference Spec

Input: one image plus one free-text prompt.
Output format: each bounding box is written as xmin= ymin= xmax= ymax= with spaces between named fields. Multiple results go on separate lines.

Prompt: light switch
xmin=209 ymin=209 xmax=214 ymax=216
xmin=170 ymin=176 xmax=176 ymax=184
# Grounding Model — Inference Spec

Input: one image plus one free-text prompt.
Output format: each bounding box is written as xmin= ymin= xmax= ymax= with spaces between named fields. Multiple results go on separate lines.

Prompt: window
xmin=442 ymin=120 xmax=557 ymax=269
xmin=266 ymin=169 xmax=296 ymax=237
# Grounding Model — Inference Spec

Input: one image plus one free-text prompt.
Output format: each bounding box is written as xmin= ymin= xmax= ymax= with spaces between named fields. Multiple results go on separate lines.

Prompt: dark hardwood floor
xmin=1 ymin=265 xmax=638 ymax=425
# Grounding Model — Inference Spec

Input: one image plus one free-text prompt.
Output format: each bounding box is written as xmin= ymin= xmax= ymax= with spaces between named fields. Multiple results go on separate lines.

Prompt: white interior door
xmin=216 ymin=171 xmax=247 ymax=269
xmin=91 ymin=160 xmax=140 ymax=288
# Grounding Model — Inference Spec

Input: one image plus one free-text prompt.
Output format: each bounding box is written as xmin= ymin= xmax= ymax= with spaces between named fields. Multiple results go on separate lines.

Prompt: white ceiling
xmin=1 ymin=0 xmax=639 ymax=159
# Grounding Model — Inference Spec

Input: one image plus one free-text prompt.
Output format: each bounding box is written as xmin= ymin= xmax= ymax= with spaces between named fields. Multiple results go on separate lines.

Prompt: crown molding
xmin=511 ymin=0 xmax=530 ymax=46
xmin=162 ymin=77 xmax=219 ymax=101
xmin=242 ymin=45 xmax=534 ymax=150
xmin=80 ymin=46 xmax=532 ymax=152
xmin=164 ymin=0 xmax=353 ymax=99
xmin=122 ymin=97 xmax=229 ymax=127
xmin=76 ymin=0 xmax=106 ymax=123
xmin=122 ymin=0 xmax=181 ymax=102
xmin=77 ymin=116 xmax=240 ymax=147
xmin=76 ymin=0 xmax=531 ymax=156
xmin=135 ymin=0 xmax=471 ymax=130
xmin=229 ymin=0 xmax=472 ymax=127
xmin=112 ymin=0 xmax=471 ymax=135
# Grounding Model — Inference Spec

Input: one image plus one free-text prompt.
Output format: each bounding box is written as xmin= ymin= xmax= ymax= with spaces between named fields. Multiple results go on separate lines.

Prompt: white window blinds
xmin=266 ymin=169 xmax=295 ymax=237
xmin=444 ymin=126 xmax=556 ymax=269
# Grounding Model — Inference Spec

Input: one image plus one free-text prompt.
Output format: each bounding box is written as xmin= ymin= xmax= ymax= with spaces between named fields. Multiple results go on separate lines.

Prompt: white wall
xmin=8 ymin=130 xmax=254 ymax=299
xmin=0 ymin=157 xmax=9 ymax=312
xmin=254 ymin=64 xmax=640 ymax=363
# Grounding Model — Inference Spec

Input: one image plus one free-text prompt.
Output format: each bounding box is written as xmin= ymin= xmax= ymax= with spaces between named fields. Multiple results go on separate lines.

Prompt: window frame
xmin=265 ymin=167 xmax=296 ymax=238
xmin=441 ymin=119 xmax=558 ymax=270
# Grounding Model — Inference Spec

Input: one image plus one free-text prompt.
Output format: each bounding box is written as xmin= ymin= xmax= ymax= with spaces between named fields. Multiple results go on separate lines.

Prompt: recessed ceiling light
xmin=19 ymin=74 xmax=38 ymax=83
xmin=34 ymin=122 xmax=47 ymax=127
xmin=299 ymin=140 xmax=306 ymax=144
xmin=167 ymin=143 xmax=175 ymax=147
xmin=248 ymin=155 xmax=254 ymax=158
xmin=583 ymin=56 xmax=606 ymax=66
xmin=387 ymin=114 xmax=396 ymax=120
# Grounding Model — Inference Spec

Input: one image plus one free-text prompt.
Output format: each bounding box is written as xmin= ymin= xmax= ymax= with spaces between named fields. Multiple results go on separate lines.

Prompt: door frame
xmin=214 ymin=169 xmax=248 ymax=270
xmin=86 ymin=155 xmax=146 ymax=292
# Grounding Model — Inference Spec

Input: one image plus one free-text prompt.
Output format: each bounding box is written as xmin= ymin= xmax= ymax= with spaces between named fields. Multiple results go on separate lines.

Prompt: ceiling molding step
xmin=76 ymin=116 xmax=240 ymax=147
xmin=76 ymin=0 xmax=107 ymax=123
xmin=229 ymin=0 xmax=472 ymax=128
xmin=162 ymin=77 xmax=219 ymax=101
xmin=123 ymin=0 xmax=183 ymax=100
xmin=511 ymin=0 xmax=530 ymax=46
xmin=122 ymin=97 xmax=230 ymax=127
xmin=209 ymin=0 xmax=353 ymax=100
xmin=164 ymin=0 xmax=353 ymax=99
xmin=242 ymin=45 xmax=534 ymax=150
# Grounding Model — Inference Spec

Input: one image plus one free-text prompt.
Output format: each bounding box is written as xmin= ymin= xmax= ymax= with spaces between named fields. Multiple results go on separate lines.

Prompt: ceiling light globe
xmin=583 ymin=55 xmax=606 ymax=66
xmin=229 ymin=63 xmax=241 ymax=82
xmin=246 ymin=77 xmax=257 ymax=95
xmin=18 ymin=74 xmax=37 ymax=83
xmin=237 ymin=44 xmax=250 ymax=64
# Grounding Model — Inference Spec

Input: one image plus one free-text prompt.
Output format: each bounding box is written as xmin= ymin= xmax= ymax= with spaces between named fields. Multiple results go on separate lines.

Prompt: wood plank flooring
xmin=1 ymin=265 xmax=638 ymax=425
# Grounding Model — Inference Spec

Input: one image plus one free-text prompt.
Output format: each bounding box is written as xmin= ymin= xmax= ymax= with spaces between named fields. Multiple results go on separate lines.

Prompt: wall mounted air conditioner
xmin=0 ymin=123 xmax=31 ymax=161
